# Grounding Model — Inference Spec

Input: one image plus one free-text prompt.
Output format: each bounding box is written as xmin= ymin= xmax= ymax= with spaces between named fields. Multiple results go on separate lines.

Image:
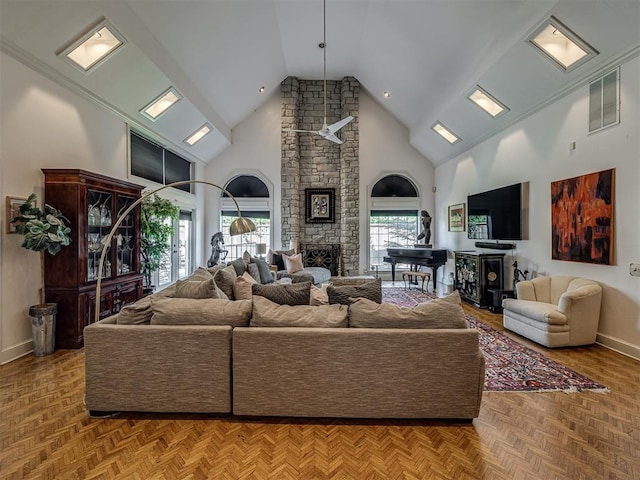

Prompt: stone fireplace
xmin=281 ymin=76 xmax=360 ymax=275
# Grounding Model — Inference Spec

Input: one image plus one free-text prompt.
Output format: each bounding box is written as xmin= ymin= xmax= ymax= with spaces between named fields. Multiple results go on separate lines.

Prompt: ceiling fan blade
xmin=323 ymin=133 xmax=344 ymax=144
xmin=327 ymin=116 xmax=354 ymax=134
xmin=282 ymin=129 xmax=317 ymax=134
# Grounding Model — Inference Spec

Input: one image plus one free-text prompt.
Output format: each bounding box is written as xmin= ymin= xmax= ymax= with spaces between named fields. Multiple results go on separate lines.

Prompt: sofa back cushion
xmin=117 ymin=295 xmax=153 ymax=325
xmin=149 ymin=297 xmax=252 ymax=326
xmin=252 ymin=281 xmax=311 ymax=306
xmin=348 ymin=291 xmax=467 ymax=329
xmin=233 ymin=272 xmax=257 ymax=300
xmin=213 ymin=265 xmax=238 ymax=300
xmin=250 ymin=295 xmax=348 ymax=328
xmin=327 ymin=278 xmax=382 ymax=305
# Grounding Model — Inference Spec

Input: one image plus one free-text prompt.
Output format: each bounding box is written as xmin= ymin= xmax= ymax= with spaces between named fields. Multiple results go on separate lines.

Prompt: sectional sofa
xmin=84 ymin=268 xmax=485 ymax=420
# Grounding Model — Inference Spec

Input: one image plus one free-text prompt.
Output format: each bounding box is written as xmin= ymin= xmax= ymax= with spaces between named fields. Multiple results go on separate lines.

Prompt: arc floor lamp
xmin=94 ymin=180 xmax=256 ymax=322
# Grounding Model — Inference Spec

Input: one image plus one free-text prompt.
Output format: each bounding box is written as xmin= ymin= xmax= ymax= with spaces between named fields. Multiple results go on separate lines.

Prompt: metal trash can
xmin=29 ymin=303 xmax=57 ymax=357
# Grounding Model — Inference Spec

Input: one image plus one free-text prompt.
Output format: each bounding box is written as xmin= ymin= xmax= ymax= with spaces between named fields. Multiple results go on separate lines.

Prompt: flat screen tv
xmin=467 ymin=183 xmax=523 ymax=240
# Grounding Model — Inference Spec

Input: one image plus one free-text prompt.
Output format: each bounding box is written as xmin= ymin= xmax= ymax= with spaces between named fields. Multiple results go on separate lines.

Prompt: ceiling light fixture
xmin=140 ymin=87 xmax=182 ymax=121
xmin=259 ymin=86 xmax=265 ymax=93
xmin=432 ymin=122 xmax=461 ymax=144
xmin=383 ymin=91 xmax=390 ymax=98
xmin=528 ymin=16 xmax=598 ymax=72
xmin=184 ymin=123 xmax=212 ymax=146
xmin=468 ymin=86 xmax=509 ymax=118
xmin=58 ymin=18 xmax=125 ymax=73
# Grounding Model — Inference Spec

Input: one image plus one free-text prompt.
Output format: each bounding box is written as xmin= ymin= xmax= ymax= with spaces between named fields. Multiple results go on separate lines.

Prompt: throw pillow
xmin=348 ymin=291 xmax=467 ymax=329
xmin=251 ymin=256 xmax=275 ymax=284
xmin=251 ymin=281 xmax=311 ymax=306
xmin=283 ymin=253 xmax=304 ymax=274
xmin=310 ymin=284 xmax=329 ymax=306
xmin=233 ymin=272 xmax=257 ymax=300
xmin=251 ymin=295 xmax=348 ymax=328
xmin=228 ymin=257 xmax=247 ymax=277
xmin=150 ymin=297 xmax=252 ymax=326
xmin=327 ymin=278 xmax=382 ymax=305
xmin=267 ymin=248 xmax=295 ymax=265
xmin=213 ymin=265 xmax=238 ymax=300
xmin=187 ymin=267 xmax=214 ymax=281
xmin=207 ymin=263 xmax=227 ymax=276
xmin=117 ymin=296 xmax=152 ymax=325
xmin=174 ymin=278 xmax=225 ymax=299
xmin=247 ymin=263 xmax=261 ymax=283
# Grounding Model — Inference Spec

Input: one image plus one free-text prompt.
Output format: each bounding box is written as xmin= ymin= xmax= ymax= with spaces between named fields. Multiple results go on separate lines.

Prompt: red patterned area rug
xmin=382 ymin=288 xmax=609 ymax=393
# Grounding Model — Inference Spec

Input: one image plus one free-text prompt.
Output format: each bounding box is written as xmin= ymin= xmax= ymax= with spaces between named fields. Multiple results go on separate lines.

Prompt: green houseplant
xmin=140 ymin=194 xmax=180 ymax=291
xmin=10 ymin=193 xmax=71 ymax=356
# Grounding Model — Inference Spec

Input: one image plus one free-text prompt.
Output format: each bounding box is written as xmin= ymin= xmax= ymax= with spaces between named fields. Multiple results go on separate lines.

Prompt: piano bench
xmin=402 ymin=271 xmax=431 ymax=293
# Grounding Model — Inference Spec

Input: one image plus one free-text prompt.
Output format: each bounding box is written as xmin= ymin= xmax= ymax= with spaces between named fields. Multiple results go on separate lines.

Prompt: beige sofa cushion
xmin=117 ymin=295 xmax=153 ymax=325
xmin=250 ymin=296 xmax=348 ymax=328
xmin=213 ymin=265 xmax=238 ymax=300
xmin=233 ymin=272 xmax=258 ymax=300
xmin=349 ymin=291 xmax=467 ymax=329
xmin=252 ymin=281 xmax=311 ymax=306
xmin=310 ymin=285 xmax=329 ymax=306
xmin=174 ymin=278 xmax=227 ymax=300
xmin=150 ymin=297 xmax=252 ymax=326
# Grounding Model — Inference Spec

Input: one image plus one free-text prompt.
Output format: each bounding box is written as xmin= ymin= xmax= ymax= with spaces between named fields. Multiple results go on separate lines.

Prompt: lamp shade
xmin=229 ymin=216 xmax=256 ymax=236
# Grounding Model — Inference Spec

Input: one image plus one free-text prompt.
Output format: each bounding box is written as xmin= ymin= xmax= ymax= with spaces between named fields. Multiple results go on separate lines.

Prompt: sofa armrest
xmin=84 ymin=321 xmax=232 ymax=413
xmin=557 ymin=284 xmax=602 ymax=317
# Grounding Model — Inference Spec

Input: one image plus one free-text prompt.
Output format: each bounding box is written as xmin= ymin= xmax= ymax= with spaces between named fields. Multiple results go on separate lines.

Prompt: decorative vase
xmin=29 ymin=303 xmax=57 ymax=357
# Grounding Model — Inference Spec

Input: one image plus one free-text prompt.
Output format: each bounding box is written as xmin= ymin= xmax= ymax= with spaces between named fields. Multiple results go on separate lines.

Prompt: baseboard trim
xmin=596 ymin=333 xmax=640 ymax=360
xmin=1 ymin=340 xmax=33 ymax=365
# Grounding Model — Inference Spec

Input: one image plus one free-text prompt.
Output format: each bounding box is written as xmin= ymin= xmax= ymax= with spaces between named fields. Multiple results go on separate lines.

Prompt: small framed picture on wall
xmin=6 ymin=196 xmax=28 ymax=234
xmin=305 ymin=188 xmax=335 ymax=223
xmin=448 ymin=203 xmax=465 ymax=232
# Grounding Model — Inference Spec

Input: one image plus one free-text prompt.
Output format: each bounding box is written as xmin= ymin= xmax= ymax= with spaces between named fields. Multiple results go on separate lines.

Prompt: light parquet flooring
xmin=1 ymin=292 xmax=639 ymax=480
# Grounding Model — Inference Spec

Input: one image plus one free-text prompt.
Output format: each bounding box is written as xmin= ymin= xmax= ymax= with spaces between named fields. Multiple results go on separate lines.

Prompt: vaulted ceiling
xmin=1 ymin=1 xmax=638 ymax=167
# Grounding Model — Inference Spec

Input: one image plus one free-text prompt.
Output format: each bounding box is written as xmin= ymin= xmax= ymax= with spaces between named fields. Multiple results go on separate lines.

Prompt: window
xmin=589 ymin=68 xmax=619 ymax=133
xmin=370 ymin=211 xmax=419 ymax=269
xmin=130 ymin=131 xmax=192 ymax=192
xmin=219 ymin=175 xmax=271 ymax=260
xmin=369 ymin=175 xmax=420 ymax=271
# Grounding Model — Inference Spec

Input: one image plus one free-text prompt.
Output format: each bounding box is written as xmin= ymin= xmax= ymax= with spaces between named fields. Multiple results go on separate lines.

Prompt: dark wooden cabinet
xmin=43 ymin=169 xmax=144 ymax=348
xmin=454 ymin=251 xmax=505 ymax=308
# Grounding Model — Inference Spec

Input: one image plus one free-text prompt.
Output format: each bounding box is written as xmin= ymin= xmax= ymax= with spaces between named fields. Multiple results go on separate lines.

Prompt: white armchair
xmin=502 ymin=276 xmax=602 ymax=348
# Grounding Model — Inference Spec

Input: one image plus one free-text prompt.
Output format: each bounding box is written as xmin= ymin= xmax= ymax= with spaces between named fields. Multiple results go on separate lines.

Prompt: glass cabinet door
xmin=116 ymin=195 xmax=137 ymax=276
xmin=87 ymin=190 xmax=113 ymax=282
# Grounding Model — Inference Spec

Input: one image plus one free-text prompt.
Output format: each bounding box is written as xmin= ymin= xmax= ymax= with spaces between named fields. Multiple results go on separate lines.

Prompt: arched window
xmin=369 ymin=175 xmax=420 ymax=270
xmin=220 ymin=175 xmax=271 ymax=260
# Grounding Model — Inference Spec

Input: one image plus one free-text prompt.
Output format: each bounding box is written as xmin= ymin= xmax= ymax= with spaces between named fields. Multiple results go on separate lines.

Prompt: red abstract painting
xmin=551 ymin=169 xmax=614 ymax=264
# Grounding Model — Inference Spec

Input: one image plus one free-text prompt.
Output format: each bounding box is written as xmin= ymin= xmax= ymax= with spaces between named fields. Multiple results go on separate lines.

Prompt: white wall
xmin=203 ymin=86 xmax=435 ymax=275
xmin=435 ymin=57 xmax=640 ymax=359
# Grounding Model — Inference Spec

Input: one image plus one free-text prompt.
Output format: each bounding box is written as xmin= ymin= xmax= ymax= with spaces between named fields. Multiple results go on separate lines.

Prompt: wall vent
xmin=589 ymin=68 xmax=620 ymax=133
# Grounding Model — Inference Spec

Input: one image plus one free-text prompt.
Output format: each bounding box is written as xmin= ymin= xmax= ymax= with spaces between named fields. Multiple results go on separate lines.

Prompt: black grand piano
xmin=383 ymin=246 xmax=447 ymax=290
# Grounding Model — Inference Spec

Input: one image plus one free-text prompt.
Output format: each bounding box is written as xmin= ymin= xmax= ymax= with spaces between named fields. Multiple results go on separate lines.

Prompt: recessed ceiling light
xmin=432 ymin=122 xmax=461 ymax=144
xmin=58 ymin=19 xmax=125 ymax=73
xmin=468 ymin=86 xmax=509 ymax=118
xmin=383 ymin=91 xmax=390 ymax=98
xmin=140 ymin=87 xmax=182 ymax=121
xmin=259 ymin=86 xmax=265 ymax=93
xmin=528 ymin=16 xmax=597 ymax=72
xmin=184 ymin=123 xmax=212 ymax=146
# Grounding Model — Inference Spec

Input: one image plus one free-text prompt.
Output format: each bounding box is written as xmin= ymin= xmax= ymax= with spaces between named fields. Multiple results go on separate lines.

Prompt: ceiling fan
xmin=282 ymin=0 xmax=353 ymax=145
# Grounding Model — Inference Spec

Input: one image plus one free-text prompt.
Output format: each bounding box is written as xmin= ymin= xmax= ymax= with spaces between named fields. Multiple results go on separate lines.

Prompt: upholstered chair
xmin=502 ymin=276 xmax=602 ymax=348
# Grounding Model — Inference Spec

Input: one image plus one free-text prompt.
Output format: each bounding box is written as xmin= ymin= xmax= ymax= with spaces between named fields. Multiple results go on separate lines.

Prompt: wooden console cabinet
xmin=454 ymin=251 xmax=505 ymax=308
xmin=43 ymin=169 xmax=144 ymax=348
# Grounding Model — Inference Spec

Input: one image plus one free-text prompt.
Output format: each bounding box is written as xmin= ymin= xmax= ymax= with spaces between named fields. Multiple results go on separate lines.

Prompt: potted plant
xmin=140 ymin=194 xmax=179 ymax=293
xmin=10 ymin=193 xmax=71 ymax=356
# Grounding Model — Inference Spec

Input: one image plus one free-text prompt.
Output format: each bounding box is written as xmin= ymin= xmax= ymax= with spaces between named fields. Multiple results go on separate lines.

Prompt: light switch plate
xmin=631 ymin=263 xmax=640 ymax=277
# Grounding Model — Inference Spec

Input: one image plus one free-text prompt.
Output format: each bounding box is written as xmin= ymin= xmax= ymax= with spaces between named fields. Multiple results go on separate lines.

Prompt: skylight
xmin=468 ymin=86 xmax=509 ymax=118
xmin=59 ymin=19 xmax=125 ymax=73
xmin=528 ymin=16 xmax=597 ymax=72
xmin=432 ymin=122 xmax=460 ymax=144
xmin=184 ymin=124 xmax=212 ymax=146
xmin=140 ymin=88 xmax=182 ymax=121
